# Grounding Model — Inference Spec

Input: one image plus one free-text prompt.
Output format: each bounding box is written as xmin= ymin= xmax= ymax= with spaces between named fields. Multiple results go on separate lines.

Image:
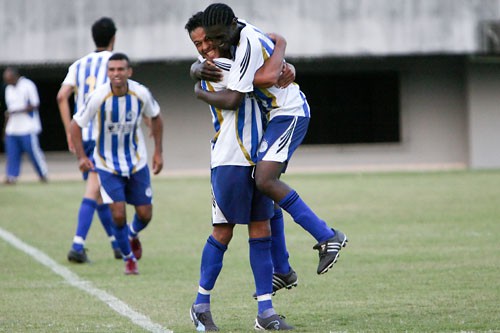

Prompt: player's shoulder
xmin=128 ymin=79 xmax=151 ymax=96
xmin=87 ymin=82 xmax=112 ymax=102
xmin=212 ymin=58 xmax=233 ymax=71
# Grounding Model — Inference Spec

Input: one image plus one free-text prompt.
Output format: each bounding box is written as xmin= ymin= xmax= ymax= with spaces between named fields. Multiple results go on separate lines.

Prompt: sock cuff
xmin=96 ymin=203 xmax=109 ymax=212
xmin=82 ymin=198 xmax=97 ymax=208
xmin=208 ymin=235 xmax=228 ymax=251
xmin=248 ymin=236 xmax=272 ymax=245
xmin=272 ymin=208 xmax=284 ymax=220
xmin=278 ymin=190 xmax=299 ymax=209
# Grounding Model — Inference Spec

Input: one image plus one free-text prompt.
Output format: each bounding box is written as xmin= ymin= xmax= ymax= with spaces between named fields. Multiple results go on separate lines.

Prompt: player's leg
xmin=4 ymin=134 xmax=22 ymax=184
xmin=95 ymin=194 xmax=121 ymax=259
xmin=191 ymin=166 xmax=248 ymax=331
xmin=67 ymin=171 xmax=100 ymax=263
xmin=249 ymin=220 xmax=294 ymax=330
xmin=255 ymin=116 xmax=347 ymax=275
xmin=24 ymin=133 xmax=48 ymax=181
xmin=191 ymin=224 xmax=233 ymax=332
xmin=126 ymin=167 xmax=154 ymax=260
xmin=99 ymin=170 xmax=137 ymax=274
xmin=269 ymin=204 xmax=298 ymax=292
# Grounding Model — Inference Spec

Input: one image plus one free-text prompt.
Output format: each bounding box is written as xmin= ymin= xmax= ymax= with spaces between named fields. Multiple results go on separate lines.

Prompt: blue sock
xmin=249 ymin=237 xmax=273 ymax=315
xmin=111 ymin=223 xmax=133 ymax=259
xmin=195 ymin=235 xmax=227 ymax=305
xmin=129 ymin=214 xmax=148 ymax=238
xmin=270 ymin=208 xmax=291 ymax=274
xmin=72 ymin=198 xmax=97 ymax=252
xmin=279 ymin=190 xmax=334 ymax=242
xmin=96 ymin=204 xmax=118 ymax=249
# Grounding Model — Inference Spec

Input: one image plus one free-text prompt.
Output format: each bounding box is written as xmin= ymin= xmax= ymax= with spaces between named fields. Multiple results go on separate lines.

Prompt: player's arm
xmin=194 ymin=83 xmax=245 ymax=110
xmin=56 ymin=84 xmax=76 ymax=153
xmin=149 ymin=114 xmax=164 ymax=175
xmin=69 ymin=119 xmax=93 ymax=173
xmin=254 ymin=33 xmax=287 ymax=88
xmin=190 ymin=59 xmax=223 ymax=82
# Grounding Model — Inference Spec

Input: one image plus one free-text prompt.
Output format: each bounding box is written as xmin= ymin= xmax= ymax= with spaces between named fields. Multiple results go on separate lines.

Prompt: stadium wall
xmin=1 ymin=0 xmax=500 ymax=64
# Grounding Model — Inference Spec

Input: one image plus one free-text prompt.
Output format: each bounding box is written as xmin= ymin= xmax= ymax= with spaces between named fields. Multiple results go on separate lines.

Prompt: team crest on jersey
xmin=259 ymin=139 xmax=268 ymax=153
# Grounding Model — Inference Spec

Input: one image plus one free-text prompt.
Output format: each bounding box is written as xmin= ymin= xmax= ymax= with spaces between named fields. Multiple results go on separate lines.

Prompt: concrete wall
xmin=2 ymin=0 xmax=500 ymax=64
xmin=467 ymin=59 xmax=500 ymax=169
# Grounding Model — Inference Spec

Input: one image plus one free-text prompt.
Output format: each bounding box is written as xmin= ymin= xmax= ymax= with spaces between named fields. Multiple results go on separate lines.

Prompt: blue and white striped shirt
xmin=227 ymin=20 xmax=311 ymax=121
xmin=62 ymin=50 xmax=113 ymax=141
xmin=202 ymin=58 xmax=264 ymax=168
xmin=73 ymin=79 xmax=160 ymax=176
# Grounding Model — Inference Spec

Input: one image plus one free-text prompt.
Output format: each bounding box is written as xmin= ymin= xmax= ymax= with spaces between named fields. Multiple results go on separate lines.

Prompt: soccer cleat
xmin=113 ymin=248 xmax=122 ymax=260
xmin=130 ymin=237 xmax=142 ymax=260
xmin=273 ymin=268 xmax=298 ymax=293
xmin=124 ymin=258 xmax=139 ymax=275
xmin=253 ymin=268 xmax=298 ymax=299
xmin=67 ymin=248 xmax=90 ymax=263
xmin=190 ymin=304 xmax=219 ymax=331
xmin=255 ymin=314 xmax=294 ymax=330
xmin=313 ymin=229 xmax=348 ymax=275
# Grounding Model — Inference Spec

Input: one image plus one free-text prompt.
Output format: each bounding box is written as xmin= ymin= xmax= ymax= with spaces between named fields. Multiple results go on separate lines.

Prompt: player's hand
xmin=277 ymin=62 xmax=296 ymax=88
xmin=193 ymin=61 xmax=222 ymax=82
xmin=151 ymin=152 xmax=163 ymax=175
xmin=77 ymin=157 xmax=94 ymax=173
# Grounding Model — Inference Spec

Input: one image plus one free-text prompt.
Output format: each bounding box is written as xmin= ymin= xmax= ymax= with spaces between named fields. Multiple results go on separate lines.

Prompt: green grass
xmin=1 ymin=170 xmax=499 ymax=332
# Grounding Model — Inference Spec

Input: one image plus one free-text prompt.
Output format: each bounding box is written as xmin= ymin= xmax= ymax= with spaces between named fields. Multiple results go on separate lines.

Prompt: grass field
xmin=1 ymin=170 xmax=499 ymax=333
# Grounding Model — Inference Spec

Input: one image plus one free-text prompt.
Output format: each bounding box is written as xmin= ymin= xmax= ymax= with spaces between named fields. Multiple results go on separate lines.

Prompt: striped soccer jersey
xmin=62 ymin=50 xmax=113 ymax=141
xmin=202 ymin=58 xmax=264 ymax=168
xmin=227 ymin=20 xmax=310 ymax=121
xmin=72 ymin=79 xmax=160 ymax=176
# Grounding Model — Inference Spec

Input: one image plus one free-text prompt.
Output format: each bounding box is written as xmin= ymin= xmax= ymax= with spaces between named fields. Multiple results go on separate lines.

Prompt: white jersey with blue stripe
xmin=72 ymin=79 xmax=160 ymax=176
xmin=227 ymin=20 xmax=310 ymax=121
xmin=62 ymin=50 xmax=113 ymax=141
xmin=202 ymin=57 xmax=264 ymax=168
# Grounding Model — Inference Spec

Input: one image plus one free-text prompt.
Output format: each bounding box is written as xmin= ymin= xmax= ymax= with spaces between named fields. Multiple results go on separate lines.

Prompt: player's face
xmin=107 ymin=59 xmax=132 ymax=89
xmin=205 ymin=23 xmax=234 ymax=56
xmin=190 ymin=27 xmax=218 ymax=60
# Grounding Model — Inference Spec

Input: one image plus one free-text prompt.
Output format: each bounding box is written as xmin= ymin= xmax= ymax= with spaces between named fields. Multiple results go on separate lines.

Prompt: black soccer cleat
xmin=67 ymin=248 xmax=90 ymax=263
xmin=272 ymin=268 xmax=298 ymax=292
xmin=113 ymin=248 xmax=123 ymax=260
xmin=255 ymin=314 xmax=294 ymax=330
xmin=313 ymin=229 xmax=348 ymax=274
xmin=190 ymin=304 xmax=219 ymax=331
xmin=253 ymin=268 xmax=298 ymax=299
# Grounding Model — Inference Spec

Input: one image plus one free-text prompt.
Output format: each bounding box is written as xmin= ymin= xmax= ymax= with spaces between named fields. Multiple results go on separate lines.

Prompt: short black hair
xmin=108 ymin=52 xmax=130 ymax=65
xmin=185 ymin=11 xmax=204 ymax=33
xmin=92 ymin=17 xmax=117 ymax=48
xmin=202 ymin=3 xmax=236 ymax=27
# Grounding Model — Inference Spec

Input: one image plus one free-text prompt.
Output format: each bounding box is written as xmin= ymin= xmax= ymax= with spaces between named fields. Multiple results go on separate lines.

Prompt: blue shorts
xmin=97 ymin=167 xmax=153 ymax=205
xmin=82 ymin=140 xmax=96 ymax=181
xmin=257 ymin=116 xmax=309 ymax=166
xmin=211 ymin=165 xmax=274 ymax=225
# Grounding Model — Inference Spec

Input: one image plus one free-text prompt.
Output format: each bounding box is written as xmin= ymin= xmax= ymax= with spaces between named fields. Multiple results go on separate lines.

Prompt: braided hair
xmin=202 ymin=3 xmax=236 ymax=27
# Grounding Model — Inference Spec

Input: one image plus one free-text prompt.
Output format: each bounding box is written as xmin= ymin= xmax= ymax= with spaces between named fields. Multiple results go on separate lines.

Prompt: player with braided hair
xmin=186 ymin=11 xmax=295 ymax=331
xmin=195 ymin=3 xmax=349 ymax=283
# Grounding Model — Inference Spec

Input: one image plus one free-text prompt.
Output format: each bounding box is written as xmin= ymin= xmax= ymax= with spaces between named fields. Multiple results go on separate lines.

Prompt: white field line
xmin=0 ymin=227 xmax=172 ymax=333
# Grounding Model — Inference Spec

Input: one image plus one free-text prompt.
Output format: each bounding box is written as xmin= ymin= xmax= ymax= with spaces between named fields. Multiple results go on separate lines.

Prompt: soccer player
xmin=70 ymin=52 xmax=163 ymax=275
xmin=57 ymin=17 xmax=120 ymax=263
xmin=190 ymin=19 xmax=299 ymax=301
xmin=186 ymin=12 xmax=293 ymax=331
xmin=2 ymin=67 xmax=48 ymax=184
xmin=196 ymin=3 xmax=348 ymax=276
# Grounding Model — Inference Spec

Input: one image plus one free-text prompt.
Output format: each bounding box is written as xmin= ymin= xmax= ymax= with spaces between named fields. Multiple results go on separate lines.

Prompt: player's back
xmin=234 ymin=20 xmax=309 ymax=120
